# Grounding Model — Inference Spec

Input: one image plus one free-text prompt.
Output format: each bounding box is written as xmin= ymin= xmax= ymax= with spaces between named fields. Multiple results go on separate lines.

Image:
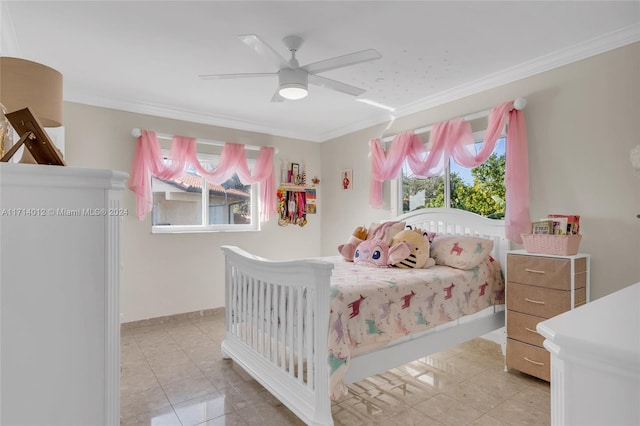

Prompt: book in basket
xmin=547 ymin=214 xmax=580 ymax=235
xmin=531 ymin=220 xmax=554 ymax=234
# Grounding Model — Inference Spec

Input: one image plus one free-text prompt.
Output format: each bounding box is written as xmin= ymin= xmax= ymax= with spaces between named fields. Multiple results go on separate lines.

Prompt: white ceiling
xmin=2 ymin=1 xmax=639 ymax=142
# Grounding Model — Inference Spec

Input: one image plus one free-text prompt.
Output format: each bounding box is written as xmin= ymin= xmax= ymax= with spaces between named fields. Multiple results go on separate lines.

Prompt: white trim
xmin=320 ymin=24 xmax=640 ymax=142
xmin=151 ymin=151 xmax=260 ymax=233
xmin=67 ymin=92 xmax=322 ymax=142
xmin=45 ymin=23 xmax=640 ymax=143
xmin=131 ymin=128 xmax=277 ymax=153
xmin=105 ymin=189 xmax=121 ymax=426
xmin=69 ymin=23 xmax=631 ymax=144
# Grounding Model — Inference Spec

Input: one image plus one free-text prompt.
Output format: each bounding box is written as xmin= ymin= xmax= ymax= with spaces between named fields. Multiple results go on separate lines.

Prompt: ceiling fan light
xmin=278 ymin=68 xmax=308 ymax=100
xmin=279 ymin=84 xmax=308 ymax=100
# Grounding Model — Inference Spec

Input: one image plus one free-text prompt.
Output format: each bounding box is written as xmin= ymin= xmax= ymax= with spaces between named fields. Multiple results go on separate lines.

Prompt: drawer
xmin=507 ymin=255 xmax=587 ymax=290
xmin=507 ymin=282 xmax=586 ymax=317
xmin=506 ymin=338 xmax=550 ymax=381
xmin=507 ymin=310 xmax=545 ymax=347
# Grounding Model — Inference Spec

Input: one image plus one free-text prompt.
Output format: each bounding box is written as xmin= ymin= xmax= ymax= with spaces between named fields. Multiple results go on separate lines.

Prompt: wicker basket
xmin=521 ymin=234 xmax=582 ymax=256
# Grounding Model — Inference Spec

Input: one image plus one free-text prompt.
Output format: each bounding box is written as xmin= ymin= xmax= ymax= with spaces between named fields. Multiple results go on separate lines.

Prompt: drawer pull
xmin=525 ymin=327 xmax=538 ymax=333
xmin=525 ymin=268 xmax=545 ymax=274
xmin=524 ymin=357 xmax=545 ymax=366
xmin=525 ymin=297 xmax=545 ymax=305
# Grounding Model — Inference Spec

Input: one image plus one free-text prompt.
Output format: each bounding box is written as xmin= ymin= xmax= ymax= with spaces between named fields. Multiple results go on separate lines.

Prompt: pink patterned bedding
xmin=326 ymin=255 xmax=504 ymax=399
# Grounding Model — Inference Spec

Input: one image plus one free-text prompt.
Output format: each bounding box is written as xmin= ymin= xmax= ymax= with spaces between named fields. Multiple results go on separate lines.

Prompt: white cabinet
xmin=537 ymin=282 xmax=640 ymax=426
xmin=0 ymin=163 xmax=127 ymax=426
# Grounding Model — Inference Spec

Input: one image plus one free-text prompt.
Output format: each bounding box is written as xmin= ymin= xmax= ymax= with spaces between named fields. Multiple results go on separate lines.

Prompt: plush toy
xmin=338 ymin=226 xmax=368 ymax=262
xmin=390 ymin=228 xmax=436 ymax=269
xmin=352 ymin=221 xmax=411 ymax=267
xmin=353 ymin=238 xmax=410 ymax=268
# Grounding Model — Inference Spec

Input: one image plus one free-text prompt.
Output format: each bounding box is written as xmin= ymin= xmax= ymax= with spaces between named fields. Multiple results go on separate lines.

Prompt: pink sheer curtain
xmin=369 ymin=100 xmax=529 ymax=243
xmin=128 ymin=130 xmax=276 ymax=223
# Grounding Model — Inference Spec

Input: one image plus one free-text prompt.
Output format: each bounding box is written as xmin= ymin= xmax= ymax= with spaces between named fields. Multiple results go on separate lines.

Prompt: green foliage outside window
xmin=402 ymin=153 xmax=506 ymax=219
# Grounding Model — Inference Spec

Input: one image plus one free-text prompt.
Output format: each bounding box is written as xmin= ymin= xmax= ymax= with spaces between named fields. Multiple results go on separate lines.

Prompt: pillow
xmin=366 ymin=221 xmax=406 ymax=245
xmin=430 ymin=235 xmax=494 ymax=270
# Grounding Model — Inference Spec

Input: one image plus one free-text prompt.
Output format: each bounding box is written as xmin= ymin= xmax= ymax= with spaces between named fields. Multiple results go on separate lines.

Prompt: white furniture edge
xmin=0 ymin=163 xmax=127 ymax=425
xmin=220 ymin=208 xmax=508 ymax=426
xmin=537 ymin=282 xmax=640 ymax=426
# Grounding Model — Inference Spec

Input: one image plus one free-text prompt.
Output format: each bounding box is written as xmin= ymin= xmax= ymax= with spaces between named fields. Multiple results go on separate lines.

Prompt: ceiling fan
xmin=199 ymin=34 xmax=381 ymax=102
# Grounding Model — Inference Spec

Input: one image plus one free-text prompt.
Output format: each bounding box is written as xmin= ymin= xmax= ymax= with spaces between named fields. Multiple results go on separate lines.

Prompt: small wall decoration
xmin=277 ymin=188 xmax=308 ymax=227
xmin=290 ymin=162 xmax=300 ymax=184
xmin=341 ymin=169 xmax=352 ymax=190
xmin=306 ymin=188 xmax=317 ymax=214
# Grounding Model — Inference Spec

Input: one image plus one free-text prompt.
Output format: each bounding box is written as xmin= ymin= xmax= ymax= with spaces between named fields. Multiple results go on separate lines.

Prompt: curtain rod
xmin=380 ymin=97 xmax=527 ymax=143
xmin=130 ymin=128 xmax=278 ymax=153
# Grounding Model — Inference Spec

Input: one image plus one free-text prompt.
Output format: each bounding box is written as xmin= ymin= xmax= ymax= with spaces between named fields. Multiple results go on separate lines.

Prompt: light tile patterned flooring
xmin=121 ymin=311 xmax=551 ymax=425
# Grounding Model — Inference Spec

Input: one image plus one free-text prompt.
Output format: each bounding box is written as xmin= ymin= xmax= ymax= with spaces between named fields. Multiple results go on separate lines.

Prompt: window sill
xmin=152 ymin=225 xmax=259 ymax=234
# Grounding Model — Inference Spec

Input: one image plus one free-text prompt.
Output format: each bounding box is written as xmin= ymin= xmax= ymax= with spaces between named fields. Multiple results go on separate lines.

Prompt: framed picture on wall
xmin=341 ymin=169 xmax=352 ymax=190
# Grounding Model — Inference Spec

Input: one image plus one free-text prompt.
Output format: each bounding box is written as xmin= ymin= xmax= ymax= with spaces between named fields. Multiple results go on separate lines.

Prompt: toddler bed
xmin=221 ymin=208 xmax=509 ymax=426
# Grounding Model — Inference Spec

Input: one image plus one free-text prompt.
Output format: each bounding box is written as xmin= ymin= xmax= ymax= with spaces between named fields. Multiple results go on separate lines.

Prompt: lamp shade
xmin=0 ymin=57 xmax=63 ymax=127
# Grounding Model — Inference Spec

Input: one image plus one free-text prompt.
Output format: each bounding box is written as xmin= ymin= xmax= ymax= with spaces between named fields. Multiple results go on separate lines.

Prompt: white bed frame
xmin=221 ymin=208 xmax=509 ymax=426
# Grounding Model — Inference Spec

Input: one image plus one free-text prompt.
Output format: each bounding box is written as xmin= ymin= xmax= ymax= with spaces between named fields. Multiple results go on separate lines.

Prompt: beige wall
xmin=321 ymin=42 xmax=640 ymax=301
xmin=63 ymin=104 xmax=323 ymax=322
xmin=63 ymin=42 xmax=639 ymax=322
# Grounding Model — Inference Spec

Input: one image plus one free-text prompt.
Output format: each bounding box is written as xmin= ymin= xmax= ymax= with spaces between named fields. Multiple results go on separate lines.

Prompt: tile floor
xmin=121 ymin=310 xmax=551 ymax=426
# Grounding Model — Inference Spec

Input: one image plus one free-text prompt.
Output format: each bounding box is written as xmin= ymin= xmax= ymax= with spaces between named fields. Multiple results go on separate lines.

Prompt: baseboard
xmin=120 ymin=307 xmax=224 ymax=331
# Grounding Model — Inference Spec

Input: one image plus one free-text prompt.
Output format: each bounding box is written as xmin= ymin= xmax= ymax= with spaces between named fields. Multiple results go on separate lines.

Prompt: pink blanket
xmin=327 ymin=256 xmax=504 ymax=399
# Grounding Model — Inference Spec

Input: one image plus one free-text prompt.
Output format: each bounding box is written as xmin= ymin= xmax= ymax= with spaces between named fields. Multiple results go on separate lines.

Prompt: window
xmin=398 ymin=134 xmax=506 ymax=219
xmin=151 ymin=152 xmax=258 ymax=233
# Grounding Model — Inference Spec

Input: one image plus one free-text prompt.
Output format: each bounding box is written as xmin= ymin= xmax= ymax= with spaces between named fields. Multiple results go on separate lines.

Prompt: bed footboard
xmin=221 ymin=246 xmax=335 ymax=426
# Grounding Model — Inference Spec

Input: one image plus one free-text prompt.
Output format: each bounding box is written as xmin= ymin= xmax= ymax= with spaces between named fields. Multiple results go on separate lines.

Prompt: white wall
xmin=321 ymin=42 xmax=640 ymax=301
xmin=62 ymin=104 xmax=322 ymax=322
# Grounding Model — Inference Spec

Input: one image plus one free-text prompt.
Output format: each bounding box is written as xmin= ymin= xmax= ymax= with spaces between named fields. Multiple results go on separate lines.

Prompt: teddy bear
xmin=390 ymin=228 xmax=436 ymax=269
xmin=337 ymin=226 xmax=368 ymax=262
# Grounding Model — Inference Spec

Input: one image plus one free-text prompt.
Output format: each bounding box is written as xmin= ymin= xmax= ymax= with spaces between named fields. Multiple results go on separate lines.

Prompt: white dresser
xmin=0 ymin=163 xmax=127 ymax=425
xmin=537 ymin=282 xmax=640 ymax=426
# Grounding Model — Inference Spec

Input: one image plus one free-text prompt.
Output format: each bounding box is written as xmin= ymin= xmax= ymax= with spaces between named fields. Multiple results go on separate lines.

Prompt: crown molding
xmin=318 ymin=24 xmax=640 ymax=142
xmin=64 ymin=93 xmax=324 ymax=143
xmin=9 ymin=12 xmax=639 ymax=143
xmin=100 ymin=23 xmax=637 ymax=143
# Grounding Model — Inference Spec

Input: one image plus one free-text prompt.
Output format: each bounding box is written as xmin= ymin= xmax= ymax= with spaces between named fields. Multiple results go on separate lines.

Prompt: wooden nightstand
xmin=505 ymin=249 xmax=590 ymax=381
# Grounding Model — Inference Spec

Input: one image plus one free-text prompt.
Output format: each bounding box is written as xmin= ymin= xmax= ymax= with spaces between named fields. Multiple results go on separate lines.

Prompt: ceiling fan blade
xmin=238 ymin=34 xmax=291 ymax=70
xmin=199 ymin=72 xmax=276 ymax=80
xmin=271 ymin=90 xmax=285 ymax=103
xmin=308 ymin=75 xmax=366 ymax=97
xmin=302 ymin=49 xmax=381 ymax=74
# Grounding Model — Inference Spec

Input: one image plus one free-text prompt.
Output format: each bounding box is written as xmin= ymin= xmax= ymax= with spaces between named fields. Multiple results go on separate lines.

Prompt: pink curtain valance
xmin=369 ymin=100 xmax=530 ymax=243
xmin=128 ymin=130 xmax=276 ymax=223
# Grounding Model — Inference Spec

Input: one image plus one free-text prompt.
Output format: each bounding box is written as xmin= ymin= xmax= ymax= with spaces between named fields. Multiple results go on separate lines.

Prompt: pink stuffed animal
xmin=353 ymin=221 xmax=410 ymax=267
xmin=354 ymin=239 xmax=410 ymax=268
